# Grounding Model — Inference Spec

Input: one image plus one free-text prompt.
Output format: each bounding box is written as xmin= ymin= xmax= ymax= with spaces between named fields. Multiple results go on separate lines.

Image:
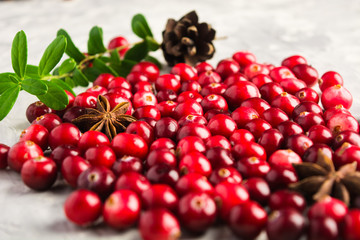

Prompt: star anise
xmin=289 ymin=149 xmax=360 ymax=206
xmin=72 ymin=95 xmax=136 ymax=141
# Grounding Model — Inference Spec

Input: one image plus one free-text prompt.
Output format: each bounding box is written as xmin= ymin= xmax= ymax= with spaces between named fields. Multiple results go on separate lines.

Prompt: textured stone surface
xmin=0 ymin=0 xmax=359 ymax=239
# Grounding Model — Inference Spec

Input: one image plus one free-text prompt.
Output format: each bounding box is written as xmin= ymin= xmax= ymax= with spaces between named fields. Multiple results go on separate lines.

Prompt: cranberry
xmin=64 ymin=189 xmax=102 ymax=226
xmin=86 ymin=85 xmax=108 ymax=97
xmin=153 ymin=117 xmax=178 ymax=140
xmin=258 ymin=129 xmax=284 ymax=155
xmin=250 ymin=74 xmax=272 ymax=88
xmin=308 ymin=217 xmax=339 ymax=240
xmin=179 ymin=152 xmax=212 ymax=177
xmin=7 ymin=140 xmax=43 ymax=172
xmin=323 ymin=104 xmax=351 ymax=122
xmin=277 ymin=120 xmax=304 ymax=139
xmin=205 ymin=135 xmax=231 ymax=150
xmin=321 ymin=84 xmax=353 ymax=109
xmin=170 ymin=63 xmax=198 ymax=82
xmin=141 ymin=184 xmax=178 ymax=212
xmin=285 ymin=134 xmax=313 ymax=157
xmin=259 ymin=82 xmax=284 ymax=103
xmin=229 ymin=200 xmax=267 ymax=239
xmin=232 ymin=51 xmax=257 ymax=68
xmin=209 ymin=166 xmax=242 ymax=185
xmin=224 ymin=81 xmax=260 ymax=110
xmin=292 ymin=101 xmax=323 ymax=118
xmin=61 ymin=156 xmax=90 ymax=188
xmin=134 ymin=81 xmax=153 ymax=93
xmin=115 ymin=172 xmax=151 ymax=197
xmin=26 ymin=101 xmax=53 ymax=123
xmin=156 ymin=89 xmax=177 ymax=102
xmin=229 ymin=129 xmax=255 ymax=145
xmin=292 ymin=64 xmax=318 ymax=87
xmin=73 ymin=92 xmax=97 ymax=108
xmin=268 ymin=149 xmax=302 ymax=168
xmin=32 ymin=113 xmax=62 ymax=132
xmin=173 ymin=100 xmax=203 ymax=120
xmin=207 ymin=114 xmax=237 ymax=138
xmin=126 ymin=71 xmax=149 ymax=86
xmin=231 ymin=106 xmax=259 ymax=128
xmin=132 ymin=90 xmax=157 ymax=109
xmin=216 ymin=59 xmax=240 ymax=80
xmin=294 ymin=111 xmax=325 ymax=132
xmin=48 ymin=123 xmax=81 ymax=150
xmin=269 ymin=66 xmax=296 ymax=82
xmin=303 ymin=144 xmax=333 ymax=163
xmin=200 ymin=94 xmax=228 ymax=113
xmin=197 ymin=70 xmax=221 ymax=86
xmin=333 ymin=143 xmax=360 ymax=169
xmin=243 ymin=63 xmax=270 ymax=79
xmin=262 ymin=107 xmax=289 ymax=128
xmin=176 ymin=136 xmax=206 ymax=158
xmin=308 ymin=196 xmax=348 ymax=224
xmin=84 ymin=145 xmax=116 ymax=168
xmin=93 ymin=73 xmax=114 ymax=88
xmin=62 ymin=106 xmax=86 ymax=123
xmin=150 ymin=138 xmax=175 ymax=151
xmin=319 ymin=71 xmax=344 ymax=92
xmin=131 ymin=61 xmax=159 ymax=83
xmin=50 ymin=144 xmax=81 ymax=168
xmin=240 ymin=97 xmax=271 ymax=116
xmin=180 ymin=80 xmax=202 ymax=93
xmin=155 ymin=74 xmax=181 ymax=92
xmin=77 ymin=130 xmax=110 ymax=153
xmin=19 ymin=124 xmax=49 ymax=150
xmin=156 ymin=101 xmax=178 ymax=118
xmin=133 ymin=105 xmax=161 ymax=120
xmin=145 ymin=149 xmax=177 ymax=169
xmin=279 ymin=78 xmax=307 ymax=95
xmin=333 ymin=130 xmax=360 ymax=149
xmin=126 ymin=121 xmax=154 ymax=145
xmin=244 ymin=118 xmax=272 ymax=140
xmin=108 ymin=36 xmax=129 ymax=56
xmin=271 ymin=92 xmax=300 ymax=116
xmin=177 ymin=91 xmax=203 ymax=103
xmin=243 ymin=177 xmax=271 ymax=205
xmin=176 ymin=122 xmax=211 ymax=142
xmin=232 ymin=141 xmax=266 ymax=161
xmin=111 ymin=133 xmax=148 ymax=159
xmin=175 ymin=173 xmax=214 ymax=196
xmin=223 ymin=72 xmax=248 ymax=86
xmin=195 ymin=61 xmax=214 ymax=75
xmin=200 ymin=82 xmax=227 ymax=96
xmin=342 ymin=210 xmax=360 ymax=240
xmin=108 ymin=87 xmax=133 ymax=99
xmin=295 ymin=87 xmax=319 ymax=103
xmin=281 ymin=55 xmax=307 ymax=69
xmin=178 ymin=114 xmax=207 ymax=127
xmin=327 ymin=112 xmax=359 ymax=135
xmin=205 ymin=147 xmax=234 ymax=169
xmin=265 ymin=165 xmax=298 ymax=190
xmin=0 ymin=144 xmax=10 ymax=169
xmin=112 ymin=155 xmax=142 ymax=176
xmin=307 ymin=125 xmax=333 ymax=145
xmin=139 ymin=208 xmax=181 ymax=240
xmin=266 ymin=208 xmax=306 ymax=240
xmin=268 ymin=189 xmax=306 ymax=212
xmin=236 ymin=156 xmax=270 ymax=178
xmin=146 ymin=164 xmax=179 ymax=187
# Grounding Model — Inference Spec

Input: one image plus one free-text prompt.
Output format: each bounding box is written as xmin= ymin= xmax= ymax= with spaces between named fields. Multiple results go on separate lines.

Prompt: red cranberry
xmin=295 ymin=87 xmax=319 ymax=103
xmin=224 ymin=81 xmax=260 ymax=110
xmin=179 ymin=152 xmax=212 ymax=177
xmin=269 ymin=189 xmax=306 ymax=212
xmin=50 ymin=144 xmax=81 ymax=168
xmin=156 ymin=101 xmax=178 ymax=118
xmin=126 ymin=121 xmax=154 ymax=146
xmin=319 ymin=71 xmax=344 ymax=92
xmin=307 ymin=125 xmax=333 ymax=145
xmin=133 ymin=105 xmax=161 ymax=120
xmin=259 ymin=82 xmax=284 ymax=103
xmin=61 ymin=156 xmax=90 ymax=188
xmin=86 ymin=85 xmax=108 ymax=97
xmin=77 ymin=130 xmax=110 ymax=153
xmin=333 ymin=130 xmax=360 ymax=149
xmin=277 ymin=120 xmax=304 ymax=139
xmin=200 ymin=82 xmax=227 ymax=96
xmin=141 ymin=184 xmax=178 ymax=212
xmin=281 ymin=55 xmax=307 ymax=69
xmin=19 ymin=124 xmax=49 ymax=150
xmin=205 ymin=147 xmax=234 ymax=169
xmin=21 ymin=156 xmax=57 ymax=191
xmin=216 ymin=59 xmax=240 ymax=80
xmin=285 ymin=134 xmax=313 ymax=157
xmin=268 ymin=149 xmax=302 ymax=168
xmin=145 ymin=149 xmax=177 ymax=169
xmin=323 ymin=104 xmax=351 ymax=122
xmin=73 ymin=92 xmax=97 ymax=108
xmin=333 ymin=143 xmax=360 ymax=169
xmin=308 ymin=217 xmax=339 ymax=240
xmin=231 ymin=106 xmax=259 ymax=128
xmin=205 ymin=135 xmax=231 ymax=150
xmin=342 ymin=209 xmax=360 ymax=240
xmin=84 ymin=145 xmax=116 ymax=168
xmin=223 ymin=72 xmax=247 ymax=86
xmin=201 ymin=94 xmax=228 ymax=113
xmin=62 ymin=106 xmax=86 ymax=123
xmin=177 ymin=91 xmax=203 ymax=103
xmin=279 ymin=78 xmax=307 ymax=95
xmin=292 ymin=64 xmax=318 ymax=87
xmin=93 ymin=73 xmax=115 ymax=88
xmin=26 ymin=101 xmax=54 ymax=123
xmin=175 ymin=173 xmax=214 ymax=196
xmin=156 ymin=89 xmax=177 ymax=102
xmin=271 ymin=92 xmax=300 ymax=116
xmin=244 ymin=118 xmax=272 ymax=141
xmin=243 ymin=63 xmax=270 ymax=79
xmin=265 ymin=165 xmax=298 ymax=190
xmin=131 ymin=61 xmax=159 ymax=83
xmin=170 ymin=63 xmax=198 ymax=82
xmin=266 ymin=208 xmax=306 ymax=240
xmin=262 ymin=107 xmax=289 ymax=128
xmin=108 ymin=87 xmax=132 ymax=99
xmin=292 ymin=101 xmax=323 ymax=118
xmin=197 ymin=70 xmax=221 ymax=86
xmin=32 ymin=113 xmax=62 ymax=132
xmin=112 ymin=155 xmax=142 ymax=176
xmin=209 ymin=166 xmax=242 ymax=185
xmin=64 ymin=189 xmax=102 ymax=226
xmin=303 ymin=143 xmax=333 ymax=162
xmin=108 ymin=36 xmax=129 ymax=56
xmin=146 ymin=163 xmax=179 ymax=187
xmin=180 ymin=80 xmax=202 ymax=93
xmin=236 ymin=156 xmax=270 ymax=178
xmin=206 ymin=114 xmax=237 ymax=138
xmin=150 ymin=138 xmax=175 ymax=151
xmin=105 ymin=76 xmax=130 ymax=90
xmin=195 ymin=61 xmax=214 ymax=75
xmin=176 ymin=136 xmax=206 ymax=158
xmin=229 ymin=200 xmax=267 ymax=239
xmin=232 ymin=141 xmax=266 ymax=161
xmin=327 ymin=113 xmax=359 ymax=135
xmin=178 ymin=114 xmax=207 ymax=127
xmin=240 ymin=97 xmax=271 ymax=116
xmin=0 ymin=144 xmax=10 ymax=169
xmin=232 ymin=51 xmax=257 ymax=68
xmin=229 ymin=129 xmax=255 ymax=145
xmin=258 ymin=128 xmax=284 ymax=155
xmin=48 ymin=123 xmax=81 ymax=150
xmin=173 ymin=100 xmax=203 ymax=120
xmin=133 ymin=81 xmax=153 ymax=93
xmin=139 ymin=208 xmax=181 ymax=240
xmin=176 ymin=122 xmax=211 ymax=142
xmin=155 ymin=74 xmax=181 ymax=92
xmin=111 ymin=133 xmax=148 ymax=159
xmin=126 ymin=71 xmax=149 ymax=86
xmin=294 ymin=111 xmax=325 ymax=132
xmin=132 ymin=90 xmax=157 ymax=109
xmin=250 ymin=74 xmax=272 ymax=88
xmin=115 ymin=171 xmax=151 ymax=197
xmin=308 ymin=196 xmax=348 ymax=224
xmin=154 ymin=117 xmax=179 ymax=140
xmin=270 ymin=66 xmax=296 ymax=82
xmin=321 ymin=85 xmax=353 ymax=110
xmin=243 ymin=177 xmax=271 ymax=205
xmin=7 ymin=140 xmax=43 ymax=172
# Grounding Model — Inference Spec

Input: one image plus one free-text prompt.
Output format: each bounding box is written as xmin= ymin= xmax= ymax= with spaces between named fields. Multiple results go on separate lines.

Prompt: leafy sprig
xmin=0 ymin=13 xmax=160 ymax=121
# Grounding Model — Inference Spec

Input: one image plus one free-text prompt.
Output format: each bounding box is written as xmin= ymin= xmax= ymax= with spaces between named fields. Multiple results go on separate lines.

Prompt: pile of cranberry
xmin=1 ymin=51 xmax=360 ymax=240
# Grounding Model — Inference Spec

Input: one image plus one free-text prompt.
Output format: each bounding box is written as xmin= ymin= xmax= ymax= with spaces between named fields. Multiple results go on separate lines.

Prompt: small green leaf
xmin=11 ymin=30 xmax=27 ymax=79
xmin=144 ymin=55 xmax=162 ymax=69
xmin=0 ymin=73 xmax=17 ymax=94
xmin=82 ymin=67 xmax=102 ymax=82
xmin=21 ymin=78 xmax=48 ymax=95
xmin=73 ymin=68 xmax=89 ymax=87
xmin=57 ymin=29 xmax=85 ymax=63
xmin=9 ymin=75 xmax=20 ymax=84
xmin=0 ymin=85 xmax=21 ymax=121
xmin=117 ymin=59 xmax=137 ymax=77
xmin=92 ymin=58 xmax=119 ymax=76
xmin=110 ymin=50 xmax=122 ymax=65
xmin=124 ymin=41 xmax=148 ymax=62
xmin=25 ymin=65 xmax=40 ymax=79
xmin=65 ymin=77 xmax=75 ymax=88
xmin=145 ymin=36 xmax=160 ymax=51
xmin=131 ymin=14 xmax=153 ymax=39
xmin=59 ymin=58 xmax=76 ymax=75
xmin=88 ymin=26 xmax=107 ymax=55
xmin=37 ymin=81 xmax=68 ymax=110
xmin=38 ymin=36 xmax=67 ymax=77
xmin=51 ymin=79 xmax=76 ymax=96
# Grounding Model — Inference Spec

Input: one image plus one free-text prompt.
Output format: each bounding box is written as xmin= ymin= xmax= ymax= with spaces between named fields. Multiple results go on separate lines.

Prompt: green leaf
xmin=64 ymin=77 xmax=75 ymax=88
xmin=11 ymin=30 xmax=27 ymax=79
xmin=38 ymin=36 xmax=67 ymax=77
xmin=25 ymin=65 xmax=40 ymax=79
xmin=110 ymin=49 xmax=122 ymax=65
xmin=0 ymin=85 xmax=21 ymax=121
xmin=51 ymin=78 xmax=76 ymax=96
xmin=144 ymin=55 xmax=162 ymax=69
xmin=117 ymin=59 xmax=137 ymax=77
xmin=92 ymin=58 xmax=118 ymax=76
xmin=87 ymin=26 xmax=106 ymax=55
xmin=37 ymin=81 xmax=68 ymax=110
xmin=82 ymin=67 xmax=102 ymax=82
xmin=8 ymin=75 xmax=20 ymax=84
xmin=21 ymin=78 xmax=48 ymax=95
xmin=124 ymin=41 xmax=148 ymax=62
xmin=59 ymin=58 xmax=76 ymax=75
xmin=0 ymin=73 xmax=17 ymax=94
xmin=131 ymin=14 xmax=153 ymax=39
xmin=145 ymin=36 xmax=160 ymax=51
xmin=57 ymin=29 xmax=85 ymax=63
xmin=73 ymin=68 xmax=89 ymax=87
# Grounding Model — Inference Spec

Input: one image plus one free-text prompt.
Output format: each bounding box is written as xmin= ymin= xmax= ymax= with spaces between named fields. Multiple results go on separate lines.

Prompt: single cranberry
xmin=250 ymin=74 xmax=272 ymax=88
xmin=155 ymin=74 xmax=181 ymax=92
xmin=243 ymin=63 xmax=270 ymax=79
xmin=84 ymin=145 xmax=116 ymax=168
xmin=285 ymin=134 xmax=313 ymax=157
xmin=177 ymin=91 xmax=203 ymax=103
xmin=115 ymin=171 xmax=151 ymax=197
xmin=308 ymin=196 xmax=348 ymax=224
xmin=48 ymin=123 xmax=81 ymax=150
xmin=150 ymin=138 xmax=176 ymax=151
xmin=93 ymin=73 xmax=115 ymax=88
xmin=281 ymin=55 xmax=307 ymax=69
xmin=259 ymin=82 xmax=284 ymax=103
xmin=7 ymin=140 xmax=43 ymax=172
xmin=141 ymin=184 xmax=178 ymax=212
xmin=146 ymin=163 xmax=179 ymax=187
xmin=62 ymin=106 xmax=86 ymax=123
xmin=197 ymin=70 xmax=221 ymax=86
xmin=156 ymin=89 xmax=177 ymax=102
xmin=86 ymin=85 xmax=108 ymax=96
xmin=265 ymin=165 xmax=298 ymax=190
xmin=176 ymin=122 xmax=211 ymax=142
xmin=139 ymin=208 xmax=181 ymax=240
xmin=209 ymin=166 xmax=242 ymax=185
xmin=333 ymin=130 xmax=360 ymax=149
xmin=156 ymin=101 xmax=178 ymax=118
xmin=342 ymin=210 xmax=360 ymax=240
xmin=303 ymin=144 xmax=333 ymax=163
xmin=32 ymin=113 xmax=62 ymax=132
xmin=323 ymin=104 xmax=352 ymax=122
xmin=223 ymin=72 xmax=248 ymax=86
xmin=106 ymin=76 xmax=131 ymax=91
xmin=231 ymin=106 xmax=259 ymax=129
xmin=154 ymin=117 xmax=179 ymax=140
xmin=277 ymin=120 xmax=304 ymax=139
xmin=73 ymin=92 xmax=97 ymax=108
xmin=321 ymin=85 xmax=353 ymax=110
xmin=279 ymin=78 xmax=307 ymax=95
xmin=229 ymin=200 xmax=267 ymax=239
xmin=205 ymin=147 xmax=234 ymax=169
xmin=103 ymin=189 xmax=140 ymax=229
xmin=126 ymin=121 xmax=154 ymax=146
xmin=126 ymin=71 xmax=149 ymax=86
xmin=133 ymin=105 xmax=161 ymax=120
xmin=292 ymin=101 xmax=323 ymax=118
xmin=268 ymin=189 xmax=306 ymax=212
xmin=111 ymin=133 xmax=148 ymax=160
xmin=240 ymin=97 xmax=271 ymax=116
xmin=77 ymin=130 xmax=110 ymax=153
xmin=216 ymin=59 xmax=240 ymax=80
xmin=173 ymin=100 xmax=203 ymax=120
xmin=108 ymin=87 xmax=132 ymax=99
xmin=0 ymin=144 xmax=10 ymax=169
xmin=308 ymin=216 xmax=339 ymax=240
xmin=201 ymin=94 xmax=228 ymax=113
xmin=19 ymin=124 xmax=49 ymax=150
xmin=132 ymin=90 xmax=157 ymax=109
xmin=175 ymin=173 xmax=214 ymax=197
xmin=205 ymin=135 xmax=231 ymax=150
xmin=200 ymin=82 xmax=227 ymax=97
xmin=179 ymin=152 xmax=212 ymax=177
xmin=271 ymin=92 xmax=300 ymax=117
xmin=244 ymin=118 xmax=272 ymax=140
xmin=204 ymin=109 xmax=231 ymax=121
xmin=145 ymin=149 xmax=177 ymax=169
xmin=319 ymin=71 xmax=344 ymax=92
xmin=26 ymin=101 xmax=54 ymax=123
xmin=266 ymin=208 xmax=306 ymax=240
xmin=292 ymin=64 xmax=319 ymax=87
xmin=269 ymin=66 xmax=296 ymax=82
xmin=262 ymin=107 xmax=289 ymax=128
xmin=108 ymin=36 xmax=129 ymax=56
xmin=206 ymin=114 xmax=237 ymax=138
xmin=232 ymin=142 xmax=267 ymax=161
xmin=131 ymin=61 xmax=159 ymax=83
xmin=258 ymin=129 xmax=284 ymax=155
xmin=307 ymin=125 xmax=333 ymax=145
xmin=178 ymin=192 xmax=216 ymax=233
xmin=327 ymin=113 xmax=359 ymax=135
xmin=232 ymin=51 xmax=257 ymax=68
xmin=21 ymin=156 xmax=57 ymax=191
xmin=333 ymin=143 xmax=360 ymax=169
xmin=294 ymin=111 xmax=325 ymax=132
xmin=230 ymin=129 xmax=255 ymax=145
xmin=50 ymin=144 xmax=81 ymax=168
xmin=64 ymin=189 xmax=102 ymax=226
xmin=176 ymin=136 xmax=206 ymax=158
xmin=236 ymin=156 xmax=270 ymax=178
xmin=112 ymin=155 xmax=142 ymax=176
xmin=170 ymin=63 xmax=198 ymax=82
xmin=295 ymin=87 xmax=319 ymax=103
xmin=178 ymin=114 xmax=207 ymax=127
xmin=224 ymin=81 xmax=260 ymax=110
xmin=61 ymin=155 xmax=90 ymax=188
xmin=243 ymin=177 xmax=271 ymax=205
xmin=195 ymin=62 xmax=214 ymax=75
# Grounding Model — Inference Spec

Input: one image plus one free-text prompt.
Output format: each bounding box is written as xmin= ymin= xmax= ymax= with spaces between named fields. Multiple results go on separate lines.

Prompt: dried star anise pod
xmin=289 ymin=149 xmax=360 ymax=206
xmin=72 ymin=95 xmax=136 ymax=141
xmin=161 ymin=10 xmax=216 ymax=66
